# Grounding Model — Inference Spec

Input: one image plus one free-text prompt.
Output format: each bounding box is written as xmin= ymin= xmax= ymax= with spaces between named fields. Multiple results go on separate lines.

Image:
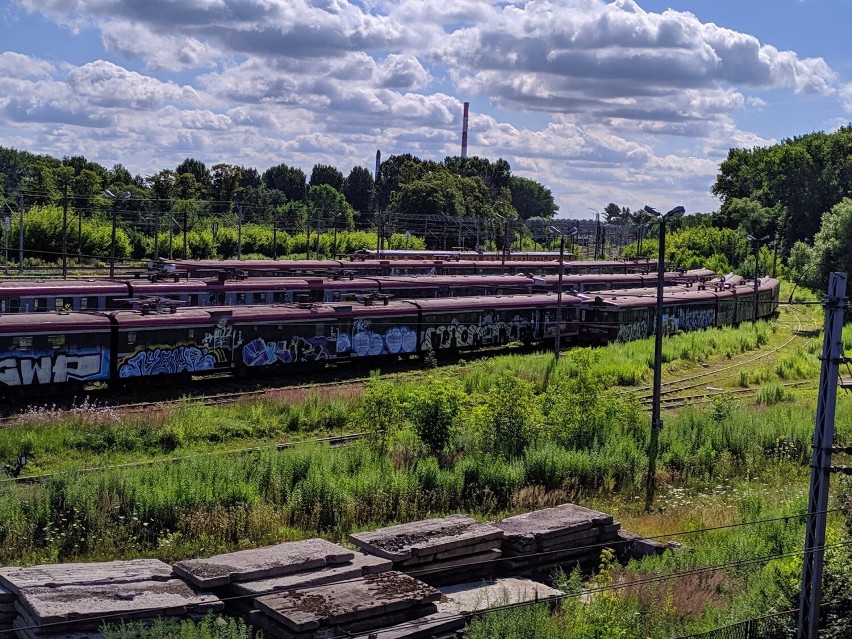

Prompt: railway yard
xmin=0 ymin=266 xmax=848 ymax=639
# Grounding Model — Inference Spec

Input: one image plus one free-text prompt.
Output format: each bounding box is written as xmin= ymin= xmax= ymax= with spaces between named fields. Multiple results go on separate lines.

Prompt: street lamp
xmin=103 ymin=190 xmax=131 ymax=278
xmin=550 ymin=226 xmax=579 ymax=360
xmin=643 ymin=204 xmax=685 ymax=512
xmin=747 ymin=234 xmax=770 ymax=323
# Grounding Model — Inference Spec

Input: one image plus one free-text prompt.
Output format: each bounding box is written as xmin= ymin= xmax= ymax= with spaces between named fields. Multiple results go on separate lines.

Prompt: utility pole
xmin=62 ymin=179 xmax=69 ymax=279
xmin=797 ymin=272 xmax=847 ymax=639
xmin=17 ymin=193 xmax=24 ymax=273
xmin=236 ymin=199 xmax=243 ymax=260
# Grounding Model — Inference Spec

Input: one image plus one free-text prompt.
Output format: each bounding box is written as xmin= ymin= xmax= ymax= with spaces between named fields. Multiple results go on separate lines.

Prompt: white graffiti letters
xmin=0 ymin=353 xmax=106 ymax=386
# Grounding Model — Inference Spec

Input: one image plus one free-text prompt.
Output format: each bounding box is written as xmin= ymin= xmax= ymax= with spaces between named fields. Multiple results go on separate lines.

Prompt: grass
xmin=0 ymin=292 xmax=846 ymax=636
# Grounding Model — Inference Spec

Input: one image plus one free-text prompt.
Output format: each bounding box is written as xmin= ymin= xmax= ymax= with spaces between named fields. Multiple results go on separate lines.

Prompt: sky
xmin=1 ymin=0 xmax=851 ymax=219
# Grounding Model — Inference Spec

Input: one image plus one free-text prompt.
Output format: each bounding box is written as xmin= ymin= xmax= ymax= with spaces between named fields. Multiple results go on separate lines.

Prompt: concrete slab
xmin=13 ymin=613 xmax=103 ymax=639
xmin=0 ymin=560 xmax=173 ymax=596
xmin=615 ymin=530 xmax=667 ymax=560
xmin=348 ymin=610 xmax=465 ymax=639
xmin=16 ymin=579 xmax=222 ymax=632
xmin=349 ymin=515 xmax=503 ymax=562
xmin=231 ymin=552 xmax=392 ymax=596
xmin=0 ymin=585 xmax=14 ymax=604
xmin=174 ymin=538 xmax=355 ymax=588
xmin=494 ymin=503 xmax=613 ymax=545
xmin=406 ymin=549 xmax=501 ymax=579
xmin=255 ymin=571 xmax=441 ymax=633
xmin=439 ymin=577 xmax=563 ymax=614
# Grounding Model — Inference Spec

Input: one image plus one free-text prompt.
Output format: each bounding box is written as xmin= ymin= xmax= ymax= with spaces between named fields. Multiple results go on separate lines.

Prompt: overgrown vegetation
xmin=0 ymin=302 xmax=846 ymax=636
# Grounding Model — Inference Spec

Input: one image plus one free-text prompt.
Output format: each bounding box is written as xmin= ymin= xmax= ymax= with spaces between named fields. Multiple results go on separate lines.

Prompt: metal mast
xmin=797 ymin=272 xmax=847 ymax=638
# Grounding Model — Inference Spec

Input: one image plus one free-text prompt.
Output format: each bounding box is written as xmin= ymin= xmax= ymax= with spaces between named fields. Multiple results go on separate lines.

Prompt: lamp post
xmin=550 ymin=226 xmax=579 ymax=360
xmin=103 ymin=190 xmax=131 ymax=278
xmin=643 ymin=204 xmax=685 ymax=512
xmin=747 ymin=234 xmax=770 ymax=322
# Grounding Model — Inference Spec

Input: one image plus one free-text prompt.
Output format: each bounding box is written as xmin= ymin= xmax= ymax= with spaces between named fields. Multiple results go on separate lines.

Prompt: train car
xmin=112 ymin=303 xmax=357 ymax=379
xmin=412 ymin=294 xmax=583 ymax=353
xmin=0 ymin=311 xmax=112 ymax=395
xmin=157 ymin=257 xmax=661 ymax=278
xmin=576 ymin=278 xmax=779 ymax=344
xmin=0 ymin=279 xmax=130 ymax=313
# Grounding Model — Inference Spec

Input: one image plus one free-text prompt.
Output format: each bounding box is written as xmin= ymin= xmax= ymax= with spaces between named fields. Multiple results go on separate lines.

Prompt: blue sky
xmin=1 ymin=0 xmax=850 ymax=219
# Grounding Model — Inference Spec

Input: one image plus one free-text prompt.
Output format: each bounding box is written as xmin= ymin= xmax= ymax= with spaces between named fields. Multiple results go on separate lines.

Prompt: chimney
xmin=461 ymin=102 xmax=469 ymax=158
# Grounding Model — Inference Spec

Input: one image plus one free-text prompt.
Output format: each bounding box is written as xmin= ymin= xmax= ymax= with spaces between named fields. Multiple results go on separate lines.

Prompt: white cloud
xmin=4 ymin=0 xmax=847 ymax=215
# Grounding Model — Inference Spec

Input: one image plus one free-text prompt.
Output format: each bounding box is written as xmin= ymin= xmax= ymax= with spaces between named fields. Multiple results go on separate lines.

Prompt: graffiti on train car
xmin=202 ymin=320 xmax=243 ymax=355
xmin=617 ymin=319 xmax=648 ymax=342
xmin=421 ymin=312 xmax=531 ymax=351
xmin=242 ymin=335 xmax=333 ymax=366
xmin=662 ymin=307 xmax=716 ymax=335
xmin=343 ymin=319 xmax=418 ymax=357
xmin=0 ymin=349 xmax=109 ymax=386
xmin=119 ymin=345 xmax=217 ymax=377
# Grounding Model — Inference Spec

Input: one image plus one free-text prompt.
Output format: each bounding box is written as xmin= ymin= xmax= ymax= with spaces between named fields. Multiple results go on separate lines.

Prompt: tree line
xmin=0 ymin=147 xmax=562 ymax=263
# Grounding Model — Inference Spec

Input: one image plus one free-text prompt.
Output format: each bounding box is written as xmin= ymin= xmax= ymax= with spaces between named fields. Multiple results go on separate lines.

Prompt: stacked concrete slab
xmin=0 ymin=585 xmax=15 ymax=633
xmin=0 ymin=559 xmax=222 ymax=639
xmin=251 ymin=571 xmax=442 ymax=639
xmin=493 ymin=503 xmax=622 ymax=576
xmin=348 ymin=515 xmax=504 ymax=585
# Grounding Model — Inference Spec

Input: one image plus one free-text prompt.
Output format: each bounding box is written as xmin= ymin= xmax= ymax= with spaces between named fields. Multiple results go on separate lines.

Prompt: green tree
xmin=356 ymin=371 xmax=403 ymax=459
xmin=343 ymin=166 xmax=374 ymax=216
xmin=263 ymin=163 xmax=307 ymax=202
xmin=509 ymin=175 xmax=558 ymax=220
xmin=795 ymin=198 xmax=852 ymax=292
xmin=405 ymin=374 xmax=466 ymax=456
xmin=309 ymin=164 xmax=344 ymax=191
xmin=174 ymin=158 xmax=211 ymax=198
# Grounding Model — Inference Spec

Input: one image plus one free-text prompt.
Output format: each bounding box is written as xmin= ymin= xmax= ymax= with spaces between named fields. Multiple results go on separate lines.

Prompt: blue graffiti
xmin=119 ymin=346 xmax=217 ymax=378
xmin=350 ymin=320 xmax=417 ymax=357
xmin=242 ymin=336 xmax=331 ymax=366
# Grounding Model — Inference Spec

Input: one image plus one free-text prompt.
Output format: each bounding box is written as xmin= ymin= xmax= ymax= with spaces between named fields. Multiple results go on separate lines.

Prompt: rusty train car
xmin=0 ymin=277 xmax=779 ymax=397
xmin=0 ymin=270 xmax=714 ymax=313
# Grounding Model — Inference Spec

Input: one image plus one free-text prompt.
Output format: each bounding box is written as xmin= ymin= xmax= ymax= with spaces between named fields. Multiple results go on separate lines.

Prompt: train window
xmin=237 ymin=293 xmax=247 ymax=305
xmin=0 ymin=299 xmax=5 ymax=313
xmin=9 ymin=298 xmax=19 ymax=313
xmin=188 ymin=329 xmax=195 ymax=339
xmin=48 ymin=335 xmax=66 ymax=350
xmin=253 ymin=292 xmax=267 ymax=304
xmin=12 ymin=336 xmax=32 ymax=351
xmin=273 ymin=292 xmax=286 ymax=304
xmin=188 ymin=295 xmax=198 ymax=306
xmin=127 ymin=332 xmax=136 ymax=345
xmin=33 ymin=298 xmax=48 ymax=312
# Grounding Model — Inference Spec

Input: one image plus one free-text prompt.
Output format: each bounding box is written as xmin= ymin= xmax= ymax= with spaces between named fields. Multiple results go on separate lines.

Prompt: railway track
xmin=634 ymin=304 xmax=820 ymax=409
xmin=2 ymin=431 xmax=368 ymax=485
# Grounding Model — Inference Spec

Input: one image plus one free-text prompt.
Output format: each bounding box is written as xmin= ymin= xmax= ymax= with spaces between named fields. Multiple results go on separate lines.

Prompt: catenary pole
xmin=797 ymin=272 xmax=847 ymax=639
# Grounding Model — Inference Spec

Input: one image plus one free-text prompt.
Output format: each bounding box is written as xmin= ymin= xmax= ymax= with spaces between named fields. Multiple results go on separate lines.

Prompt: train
xmin=0 ymin=270 xmax=715 ymax=313
xmin=151 ymin=256 xmax=660 ymax=279
xmin=0 ymin=276 xmax=780 ymax=397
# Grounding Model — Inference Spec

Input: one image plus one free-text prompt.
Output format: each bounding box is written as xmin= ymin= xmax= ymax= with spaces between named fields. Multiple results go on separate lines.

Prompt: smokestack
xmin=461 ymin=102 xmax=469 ymax=158
xmin=375 ymin=150 xmax=381 ymax=181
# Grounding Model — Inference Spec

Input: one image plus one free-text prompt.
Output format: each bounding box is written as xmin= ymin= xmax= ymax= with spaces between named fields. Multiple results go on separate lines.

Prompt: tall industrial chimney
xmin=375 ymin=150 xmax=381 ymax=181
xmin=461 ymin=102 xmax=469 ymax=158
